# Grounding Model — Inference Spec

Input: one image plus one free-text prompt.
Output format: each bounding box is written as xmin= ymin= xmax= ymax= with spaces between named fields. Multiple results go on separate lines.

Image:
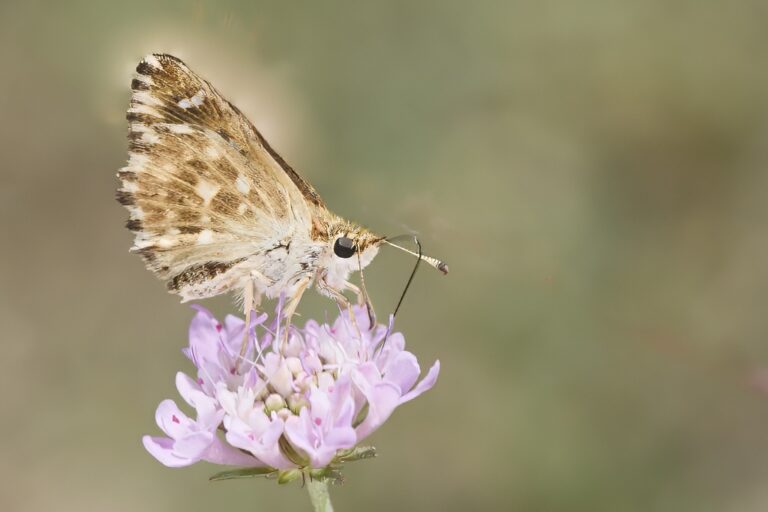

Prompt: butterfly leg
xmin=342 ymin=282 xmax=364 ymax=305
xmin=280 ymin=277 xmax=311 ymax=347
xmin=237 ymin=270 xmax=268 ymax=363
xmin=284 ymin=277 xmax=310 ymax=327
xmin=343 ymin=281 xmax=376 ymax=329
xmin=317 ymin=278 xmax=363 ymax=338
xmin=238 ymin=279 xmax=256 ymax=361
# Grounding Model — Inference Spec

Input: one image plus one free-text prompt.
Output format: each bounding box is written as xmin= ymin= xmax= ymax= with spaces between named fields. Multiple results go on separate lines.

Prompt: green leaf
xmin=209 ymin=467 xmax=278 ymax=482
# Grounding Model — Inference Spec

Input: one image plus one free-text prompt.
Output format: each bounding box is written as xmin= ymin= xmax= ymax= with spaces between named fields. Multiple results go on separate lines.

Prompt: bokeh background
xmin=2 ymin=1 xmax=768 ymax=510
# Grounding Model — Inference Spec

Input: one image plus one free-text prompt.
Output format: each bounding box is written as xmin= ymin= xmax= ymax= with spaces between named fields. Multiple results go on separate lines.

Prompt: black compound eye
xmin=333 ymin=236 xmax=356 ymax=258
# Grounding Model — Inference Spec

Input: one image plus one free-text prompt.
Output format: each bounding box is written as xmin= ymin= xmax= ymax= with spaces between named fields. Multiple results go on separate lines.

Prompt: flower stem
xmin=306 ymin=478 xmax=334 ymax=512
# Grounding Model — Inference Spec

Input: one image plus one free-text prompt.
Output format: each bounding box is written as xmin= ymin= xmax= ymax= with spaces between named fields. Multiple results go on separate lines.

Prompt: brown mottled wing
xmin=116 ymin=53 xmax=324 ymax=296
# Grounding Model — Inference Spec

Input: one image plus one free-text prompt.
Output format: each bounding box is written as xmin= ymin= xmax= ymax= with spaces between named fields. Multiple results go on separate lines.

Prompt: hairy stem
xmin=306 ymin=478 xmax=334 ymax=512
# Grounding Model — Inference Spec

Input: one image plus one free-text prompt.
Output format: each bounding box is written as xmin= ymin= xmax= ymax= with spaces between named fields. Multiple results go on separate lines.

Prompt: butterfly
xmin=117 ymin=54 xmax=447 ymax=330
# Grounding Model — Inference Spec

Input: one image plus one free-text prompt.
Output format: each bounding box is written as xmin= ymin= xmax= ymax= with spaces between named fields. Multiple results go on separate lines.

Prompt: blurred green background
xmin=2 ymin=0 xmax=768 ymax=510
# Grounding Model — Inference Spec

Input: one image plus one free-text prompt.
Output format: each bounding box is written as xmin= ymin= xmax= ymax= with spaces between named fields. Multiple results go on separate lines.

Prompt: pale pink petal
xmin=329 ymin=378 xmax=355 ymax=427
xmin=309 ymin=447 xmax=340 ymax=469
xmin=373 ymin=332 xmax=406 ymax=371
xmin=263 ymin=354 xmax=293 ymax=397
xmin=309 ymin=389 xmax=331 ymax=424
xmin=155 ymin=400 xmax=192 ymax=439
xmin=284 ymin=410 xmax=352 ymax=469
xmin=223 ymin=314 xmax=245 ymax=344
xmin=383 ymin=352 xmax=420 ymax=394
xmin=143 ymin=436 xmax=194 ymax=468
xmin=173 ymin=431 xmax=215 ymax=457
xmin=202 ymin=437 xmax=264 ymax=466
xmin=188 ymin=306 xmax=220 ymax=362
xmin=283 ymin=409 xmax=314 ymax=456
xmin=400 ymin=360 xmax=440 ymax=403
xmin=324 ymin=427 xmax=357 ymax=450
xmin=174 ymin=373 xmax=223 ymax=428
xmin=175 ymin=372 xmax=202 ymax=407
xmin=351 ymin=365 xmax=402 ymax=439
xmin=225 ymin=415 xmax=293 ymax=469
xmin=354 ymin=382 xmax=401 ymax=439
xmin=175 ymin=372 xmax=217 ymax=414
xmin=142 ymin=426 xmax=216 ymax=468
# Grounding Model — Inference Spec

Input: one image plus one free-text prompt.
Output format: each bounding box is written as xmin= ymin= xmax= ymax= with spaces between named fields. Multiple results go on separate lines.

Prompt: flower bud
xmin=283 ymin=332 xmax=302 ymax=357
xmin=264 ymin=393 xmax=287 ymax=413
xmin=269 ymin=357 xmax=294 ymax=397
xmin=302 ymin=352 xmax=323 ymax=373
xmin=253 ymin=385 xmax=268 ymax=401
xmin=276 ymin=408 xmax=293 ymax=421
xmin=285 ymin=356 xmax=303 ymax=375
xmin=293 ymin=371 xmax=310 ymax=392
xmin=317 ymin=371 xmax=335 ymax=391
xmin=287 ymin=392 xmax=309 ymax=414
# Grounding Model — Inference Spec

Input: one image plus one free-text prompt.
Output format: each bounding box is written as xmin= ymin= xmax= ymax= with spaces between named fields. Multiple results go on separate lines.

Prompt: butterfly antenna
xmin=382 ymin=237 xmax=449 ymax=275
xmin=383 ymin=235 xmax=448 ymax=318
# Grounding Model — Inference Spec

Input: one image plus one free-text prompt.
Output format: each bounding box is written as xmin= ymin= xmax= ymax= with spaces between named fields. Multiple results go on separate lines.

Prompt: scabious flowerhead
xmin=143 ymin=303 xmax=440 ymax=481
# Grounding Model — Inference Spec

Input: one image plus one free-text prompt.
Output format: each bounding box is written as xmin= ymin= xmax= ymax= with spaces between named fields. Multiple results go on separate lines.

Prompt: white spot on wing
xmin=121 ymin=181 xmax=139 ymax=193
xmin=144 ymin=55 xmax=162 ymax=69
xmin=168 ymin=124 xmax=194 ymax=134
xmin=128 ymin=206 xmax=144 ymax=220
xmin=235 ymin=174 xmax=250 ymax=194
xmin=128 ymin=104 xmax=162 ymax=118
xmin=195 ymin=179 xmax=220 ymax=206
xmin=178 ymin=89 xmax=206 ymax=109
xmin=158 ymin=237 xmax=176 ymax=248
xmin=237 ymin=203 xmax=247 ymax=215
xmin=134 ymin=73 xmax=154 ymax=86
xmin=128 ymin=153 xmax=149 ymax=168
xmin=205 ymin=146 xmax=221 ymax=159
xmin=141 ymin=130 xmax=160 ymax=144
xmin=196 ymin=229 xmax=214 ymax=245
xmin=133 ymin=91 xmax=163 ymax=107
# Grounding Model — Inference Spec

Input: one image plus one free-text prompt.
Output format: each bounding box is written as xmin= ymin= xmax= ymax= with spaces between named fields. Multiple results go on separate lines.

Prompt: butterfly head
xmin=319 ymin=220 xmax=384 ymax=284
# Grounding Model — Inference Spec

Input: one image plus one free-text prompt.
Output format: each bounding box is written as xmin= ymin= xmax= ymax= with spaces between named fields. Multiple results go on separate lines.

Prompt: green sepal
xmin=277 ymin=469 xmax=301 ymax=484
xmin=352 ymin=403 xmax=369 ymax=427
xmin=209 ymin=466 xmax=278 ymax=482
xmin=279 ymin=436 xmax=308 ymax=466
xmin=309 ymin=467 xmax=345 ymax=486
xmin=336 ymin=446 xmax=377 ymax=463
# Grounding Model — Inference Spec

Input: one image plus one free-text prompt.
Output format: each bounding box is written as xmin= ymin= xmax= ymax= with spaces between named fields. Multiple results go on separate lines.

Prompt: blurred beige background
xmin=2 ymin=1 xmax=768 ymax=510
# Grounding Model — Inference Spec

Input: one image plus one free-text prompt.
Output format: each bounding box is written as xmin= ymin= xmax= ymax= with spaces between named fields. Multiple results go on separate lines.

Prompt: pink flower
xmin=143 ymin=303 xmax=440 ymax=477
xmin=142 ymin=373 xmax=261 ymax=468
xmin=284 ymin=377 xmax=358 ymax=468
